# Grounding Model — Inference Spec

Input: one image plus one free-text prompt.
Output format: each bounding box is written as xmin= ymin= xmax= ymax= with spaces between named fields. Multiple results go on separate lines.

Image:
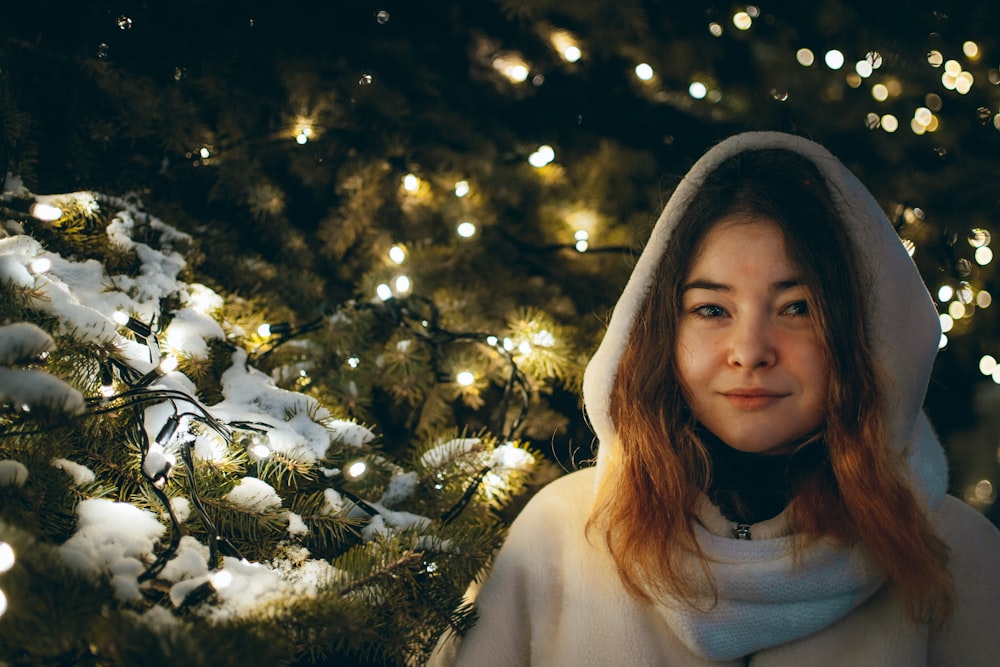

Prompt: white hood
xmin=583 ymin=131 xmax=948 ymax=506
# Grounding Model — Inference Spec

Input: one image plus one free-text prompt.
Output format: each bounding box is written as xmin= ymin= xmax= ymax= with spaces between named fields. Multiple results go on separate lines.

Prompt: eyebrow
xmin=681 ymin=278 xmax=803 ymax=294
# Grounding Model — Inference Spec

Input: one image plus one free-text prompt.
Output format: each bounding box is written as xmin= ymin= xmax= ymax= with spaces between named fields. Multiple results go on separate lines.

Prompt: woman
xmin=446 ymin=132 xmax=1000 ymax=665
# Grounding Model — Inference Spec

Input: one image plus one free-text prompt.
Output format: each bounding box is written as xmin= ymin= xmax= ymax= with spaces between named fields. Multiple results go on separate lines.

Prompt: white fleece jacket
xmin=442 ymin=132 xmax=1000 ymax=666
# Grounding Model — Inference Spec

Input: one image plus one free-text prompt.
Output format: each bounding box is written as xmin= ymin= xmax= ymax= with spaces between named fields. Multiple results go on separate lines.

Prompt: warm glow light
xmin=257 ymin=323 xmax=272 ymax=338
xmin=708 ymin=22 xmax=723 ymax=37
xmin=345 ymin=460 xmax=368 ymax=480
xmin=159 ymin=355 xmax=179 ymax=374
xmin=796 ymin=48 xmax=815 ymax=67
xmin=969 ymin=228 xmax=992 ymax=248
xmin=688 ymin=82 xmax=707 ymax=99
xmin=977 ymin=290 xmax=992 ymax=308
xmin=927 ymin=51 xmax=944 ymax=67
xmin=456 ymin=371 xmax=475 ymax=386
xmin=251 ymin=443 xmax=270 ymax=459
xmin=975 ymin=246 xmax=993 ymax=266
xmin=939 ymin=333 xmax=948 ymax=350
xmin=493 ymin=54 xmax=530 ymax=83
xmin=29 ymin=257 xmax=51 ymax=273
xmin=402 ymin=174 xmax=420 ymax=192
xmin=454 ymin=180 xmax=470 ymax=197
xmin=457 ymin=221 xmax=477 ymax=238
xmin=963 ymin=41 xmax=980 ymax=60
xmin=394 ymin=275 xmax=411 ymax=294
xmin=30 ymin=203 xmax=62 ymax=221
xmin=824 ymin=50 xmax=845 ymax=70
xmin=732 ymin=12 xmax=752 ymax=30
xmin=939 ymin=313 xmax=954 ymax=332
xmin=563 ymin=46 xmax=582 ymax=62
xmin=528 ymin=144 xmax=555 ymax=168
xmin=938 ymin=285 xmax=954 ymax=302
xmin=0 ymin=542 xmax=13 ymax=573
xmin=949 ymin=301 xmax=966 ymax=320
xmin=880 ymin=114 xmax=899 ymax=132
xmin=0 ymin=589 xmax=6 ymax=618
xmin=872 ymin=84 xmax=889 ymax=101
xmin=388 ymin=245 xmax=406 ymax=264
xmin=210 ymin=570 xmax=233 ymax=590
xmin=635 ymin=63 xmax=654 ymax=81
xmin=855 ymin=60 xmax=873 ymax=78
xmin=980 ymin=355 xmax=997 ymax=376
xmin=376 ymin=283 xmax=393 ymax=301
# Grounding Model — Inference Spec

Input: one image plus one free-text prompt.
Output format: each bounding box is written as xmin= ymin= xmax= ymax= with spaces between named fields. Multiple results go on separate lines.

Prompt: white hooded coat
xmin=443 ymin=132 xmax=1000 ymax=666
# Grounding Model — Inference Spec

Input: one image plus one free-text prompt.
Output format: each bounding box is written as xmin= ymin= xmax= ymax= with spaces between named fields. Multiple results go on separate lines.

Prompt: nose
xmin=727 ymin=316 xmax=777 ymax=369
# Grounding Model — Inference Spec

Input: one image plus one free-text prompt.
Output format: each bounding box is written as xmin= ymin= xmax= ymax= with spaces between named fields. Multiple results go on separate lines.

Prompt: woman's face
xmin=675 ymin=216 xmax=829 ymax=454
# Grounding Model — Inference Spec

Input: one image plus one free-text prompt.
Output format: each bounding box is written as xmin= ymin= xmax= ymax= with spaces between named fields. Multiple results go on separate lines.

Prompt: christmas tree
xmin=1 ymin=1 xmax=998 ymax=664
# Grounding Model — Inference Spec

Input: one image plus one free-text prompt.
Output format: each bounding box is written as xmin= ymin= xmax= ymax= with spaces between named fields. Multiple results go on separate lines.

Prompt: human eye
xmin=692 ymin=304 xmax=729 ymax=319
xmin=780 ymin=300 xmax=811 ymax=317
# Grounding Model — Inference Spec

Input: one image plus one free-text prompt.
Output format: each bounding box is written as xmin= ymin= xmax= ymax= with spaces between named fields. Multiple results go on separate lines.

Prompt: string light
xmin=388 ymin=245 xmax=406 ymax=264
xmin=824 ymin=50 xmax=845 ymax=70
xmin=0 ymin=542 xmax=13 ymax=573
xmin=732 ymin=11 xmax=752 ymax=30
xmin=250 ymin=442 xmax=270 ymax=459
xmin=31 ymin=203 xmax=62 ymax=221
xmin=979 ymin=355 xmax=997 ymax=376
xmin=492 ymin=54 xmax=530 ymax=83
xmin=454 ymin=180 xmax=470 ymax=197
xmin=549 ymin=29 xmax=582 ymax=63
xmin=634 ymin=63 xmax=654 ymax=81
xmin=344 ymin=460 xmax=368 ymax=480
xmin=708 ymin=22 xmax=723 ymax=37
xmin=880 ymin=114 xmax=899 ymax=133
xmin=528 ymin=145 xmax=555 ymax=168
xmin=796 ymin=48 xmax=815 ymax=66
xmin=394 ymin=275 xmax=412 ymax=294
xmin=113 ymin=311 xmax=154 ymax=338
xmin=456 ymin=221 xmax=477 ymax=238
xmin=29 ymin=257 xmax=51 ymax=273
xmin=688 ymin=82 xmax=707 ymax=99
xmin=456 ymin=370 xmax=475 ymax=386
xmin=376 ymin=283 xmax=393 ymax=301
xmin=574 ymin=230 xmax=590 ymax=253
xmin=210 ymin=569 xmax=233 ymax=590
xmin=257 ymin=322 xmax=292 ymax=339
xmin=402 ymin=174 xmax=420 ymax=192
xmin=938 ymin=285 xmax=954 ymax=302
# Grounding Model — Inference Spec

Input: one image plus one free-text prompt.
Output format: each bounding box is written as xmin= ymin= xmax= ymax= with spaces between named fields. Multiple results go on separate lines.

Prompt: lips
xmin=720 ymin=388 xmax=789 ymax=410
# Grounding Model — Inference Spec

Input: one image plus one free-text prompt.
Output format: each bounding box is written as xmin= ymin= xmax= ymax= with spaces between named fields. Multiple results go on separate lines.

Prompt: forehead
xmin=687 ymin=216 xmax=799 ymax=277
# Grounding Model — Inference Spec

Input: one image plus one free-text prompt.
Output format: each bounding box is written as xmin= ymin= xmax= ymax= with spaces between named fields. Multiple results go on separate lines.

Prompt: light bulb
xmin=403 ymin=174 xmax=419 ymax=192
xmin=30 ymin=257 xmax=51 ymax=274
xmin=0 ymin=542 xmax=14 ymax=573
xmin=376 ymin=283 xmax=393 ymax=301
xmin=454 ymin=180 xmax=470 ymax=197
xmin=635 ymin=63 xmax=654 ymax=80
xmin=159 ymin=355 xmax=179 ymax=374
xmin=113 ymin=311 xmax=130 ymax=326
xmin=345 ymin=460 xmax=368 ymax=480
xmin=257 ymin=323 xmax=272 ymax=338
xmin=456 ymin=371 xmax=475 ymax=386
xmin=210 ymin=570 xmax=233 ymax=590
xmin=457 ymin=221 xmax=477 ymax=238
xmin=388 ymin=245 xmax=406 ymax=264
xmin=30 ymin=203 xmax=62 ymax=221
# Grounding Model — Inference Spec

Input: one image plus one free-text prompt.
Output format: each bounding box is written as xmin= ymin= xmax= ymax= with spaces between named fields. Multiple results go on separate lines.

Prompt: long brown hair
xmin=588 ymin=148 xmax=953 ymax=624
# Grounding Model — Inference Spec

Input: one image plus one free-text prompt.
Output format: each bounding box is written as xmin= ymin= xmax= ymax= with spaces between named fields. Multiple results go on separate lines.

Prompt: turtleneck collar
xmin=701 ymin=428 xmax=826 ymax=526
